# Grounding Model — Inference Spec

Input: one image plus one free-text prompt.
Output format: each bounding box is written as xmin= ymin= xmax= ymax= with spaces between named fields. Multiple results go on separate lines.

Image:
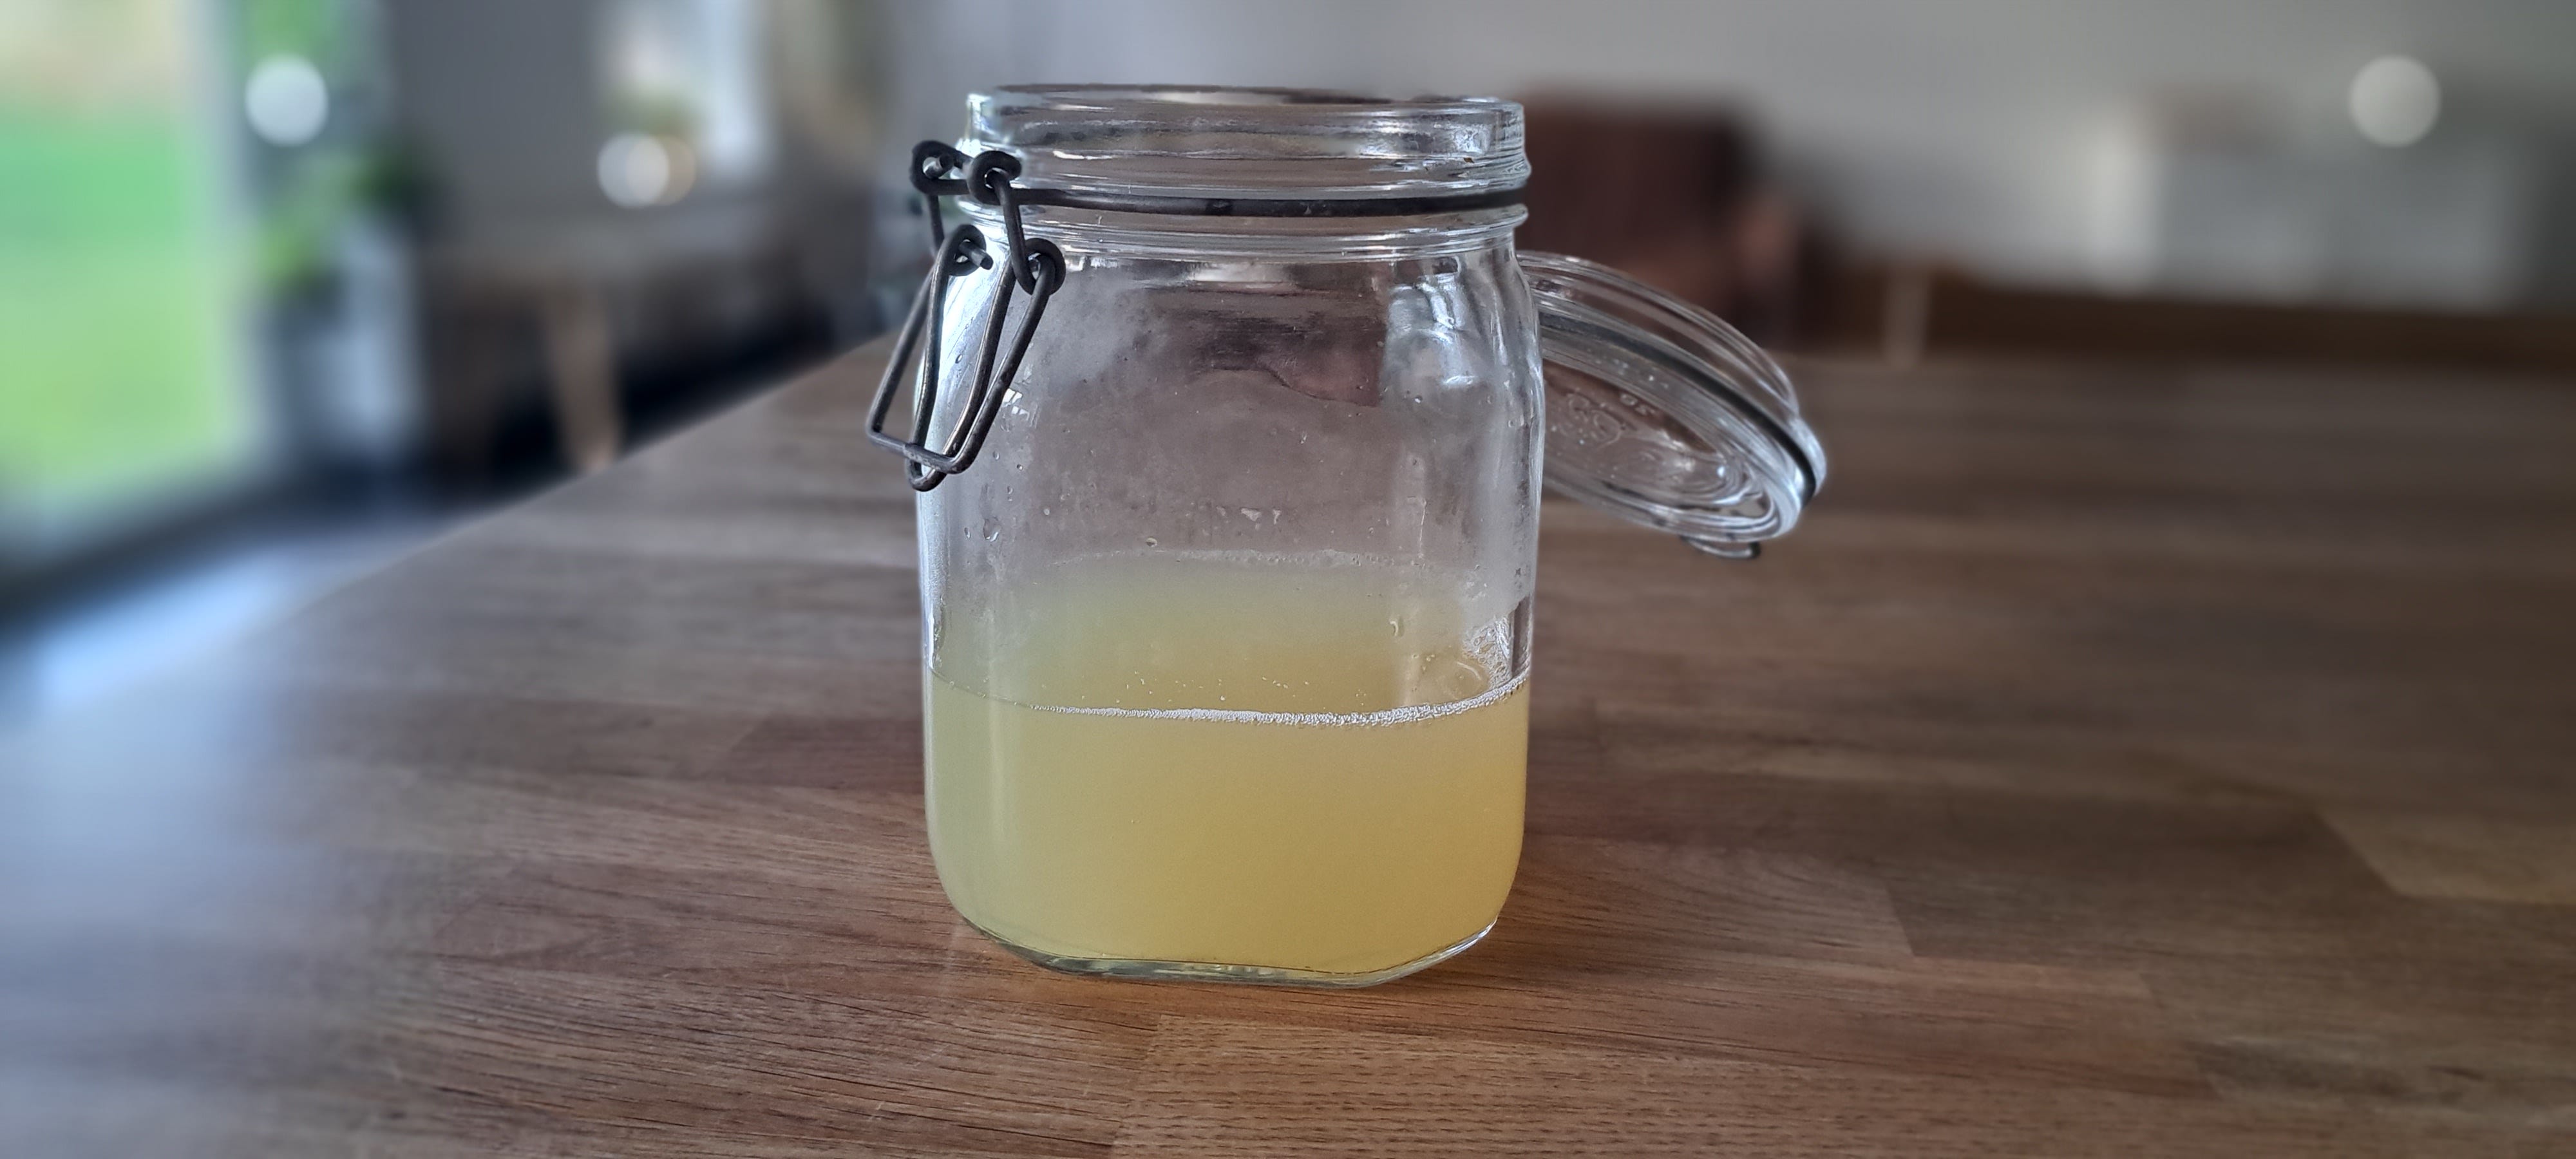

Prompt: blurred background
xmin=5 ymin=0 xmax=2573 ymax=724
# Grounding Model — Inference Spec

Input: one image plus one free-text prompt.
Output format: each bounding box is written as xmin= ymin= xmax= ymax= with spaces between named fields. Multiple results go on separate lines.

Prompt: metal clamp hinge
xmin=867 ymin=142 xmax=1066 ymax=492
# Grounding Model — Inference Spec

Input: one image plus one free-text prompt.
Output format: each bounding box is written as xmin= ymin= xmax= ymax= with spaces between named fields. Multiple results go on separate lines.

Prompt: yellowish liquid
xmin=925 ymin=555 xmax=1528 ymax=979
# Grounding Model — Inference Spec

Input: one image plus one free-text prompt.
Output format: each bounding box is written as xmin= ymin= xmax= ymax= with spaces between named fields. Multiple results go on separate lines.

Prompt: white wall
xmin=891 ymin=0 xmax=2576 ymax=299
xmin=386 ymin=0 xmax=607 ymax=231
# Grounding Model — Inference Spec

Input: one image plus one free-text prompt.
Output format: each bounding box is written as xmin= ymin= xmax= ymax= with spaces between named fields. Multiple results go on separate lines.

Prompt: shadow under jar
xmin=881 ymin=86 xmax=1824 ymax=986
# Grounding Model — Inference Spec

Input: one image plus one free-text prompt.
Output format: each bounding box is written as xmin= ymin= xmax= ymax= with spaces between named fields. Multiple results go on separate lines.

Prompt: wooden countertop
xmin=9 ymin=343 xmax=2576 ymax=1155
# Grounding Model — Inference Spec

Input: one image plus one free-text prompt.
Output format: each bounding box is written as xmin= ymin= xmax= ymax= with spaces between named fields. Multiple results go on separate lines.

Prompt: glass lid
xmin=1522 ymin=252 xmax=1825 ymax=556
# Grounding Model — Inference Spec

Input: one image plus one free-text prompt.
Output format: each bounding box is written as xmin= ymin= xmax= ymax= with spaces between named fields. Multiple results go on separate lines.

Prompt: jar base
xmin=965 ymin=919 xmax=1496 ymax=988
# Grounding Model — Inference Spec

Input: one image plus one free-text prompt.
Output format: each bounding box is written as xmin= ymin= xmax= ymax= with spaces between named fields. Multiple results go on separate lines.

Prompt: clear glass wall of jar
xmin=915 ymin=89 xmax=1541 ymax=985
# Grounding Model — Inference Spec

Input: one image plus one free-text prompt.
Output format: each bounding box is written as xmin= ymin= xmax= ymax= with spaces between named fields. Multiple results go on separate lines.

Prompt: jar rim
xmin=965 ymin=85 xmax=1530 ymax=203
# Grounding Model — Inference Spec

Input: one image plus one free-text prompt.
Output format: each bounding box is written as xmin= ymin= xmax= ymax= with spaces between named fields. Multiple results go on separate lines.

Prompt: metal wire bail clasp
xmin=867 ymin=142 xmax=1067 ymax=492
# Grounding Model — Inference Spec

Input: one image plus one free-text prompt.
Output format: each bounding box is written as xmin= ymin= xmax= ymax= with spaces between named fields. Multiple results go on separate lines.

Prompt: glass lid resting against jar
xmin=872 ymin=86 xmax=1824 ymax=986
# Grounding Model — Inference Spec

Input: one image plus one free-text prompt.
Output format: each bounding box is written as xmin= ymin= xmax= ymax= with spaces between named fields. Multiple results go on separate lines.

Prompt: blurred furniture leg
xmin=422 ymin=262 xmax=627 ymax=483
xmin=536 ymin=281 xmax=623 ymax=474
xmin=424 ymin=292 xmax=507 ymax=487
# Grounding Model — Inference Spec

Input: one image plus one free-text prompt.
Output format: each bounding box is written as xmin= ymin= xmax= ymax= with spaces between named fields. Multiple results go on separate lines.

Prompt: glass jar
xmin=876 ymin=87 xmax=1823 ymax=986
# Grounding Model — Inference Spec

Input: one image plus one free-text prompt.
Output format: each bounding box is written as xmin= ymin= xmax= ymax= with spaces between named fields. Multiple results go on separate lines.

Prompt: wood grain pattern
xmin=7 ymin=344 xmax=2576 ymax=1155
